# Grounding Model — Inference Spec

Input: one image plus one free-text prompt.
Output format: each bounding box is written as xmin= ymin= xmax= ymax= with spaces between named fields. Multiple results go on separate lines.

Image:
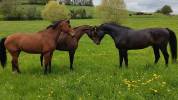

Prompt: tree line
xmin=58 ymin=0 xmax=93 ymax=6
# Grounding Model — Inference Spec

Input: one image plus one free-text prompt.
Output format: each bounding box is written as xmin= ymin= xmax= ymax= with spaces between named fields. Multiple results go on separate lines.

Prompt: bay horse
xmin=92 ymin=23 xmax=177 ymax=67
xmin=0 ymin=20 xmax=74 ymax=74
xmin=40 ymin=25 xmax=96 ymax=70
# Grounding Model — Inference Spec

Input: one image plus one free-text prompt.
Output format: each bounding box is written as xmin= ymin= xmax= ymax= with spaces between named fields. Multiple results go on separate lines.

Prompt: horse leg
xmin=43 ymin=53 xmax=51 ymax=74
xmin=123 ymin=50 xmax=128 ymax=67
xmin=69 ymin=50 xmax=75 ymax=70
xmin=48 ymin=52 xmax=53 ymax=73
xmin=11 ymin=51 xmax=21 ymax=73
xmin=40 ymin=54 xmax=43 ymax=67
xmin=119 ymin=49 xmax=124 ymax=68
xmin=160 ymin=45 xmax=169 ymax=66
xmin=153 ymin=46 xmax=160 ymax=64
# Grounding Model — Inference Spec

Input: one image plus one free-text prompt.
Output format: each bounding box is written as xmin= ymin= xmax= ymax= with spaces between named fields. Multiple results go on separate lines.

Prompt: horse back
xmin=5 ymin=33 xmax=45 ymax=53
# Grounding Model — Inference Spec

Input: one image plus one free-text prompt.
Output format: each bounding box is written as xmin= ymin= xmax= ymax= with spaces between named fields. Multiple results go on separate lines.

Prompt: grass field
xmin=0 ymin=16 xmax=178 ymax=100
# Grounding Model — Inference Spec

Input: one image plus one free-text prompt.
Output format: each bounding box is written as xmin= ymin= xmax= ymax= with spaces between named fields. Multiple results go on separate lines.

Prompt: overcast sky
xmin=93 ymin=0 xmax=178 ymax=14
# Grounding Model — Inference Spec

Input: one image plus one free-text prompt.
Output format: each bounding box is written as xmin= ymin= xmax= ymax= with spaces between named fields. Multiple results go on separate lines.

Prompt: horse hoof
xmin=12 ymin=71 xmax=20 ymax=74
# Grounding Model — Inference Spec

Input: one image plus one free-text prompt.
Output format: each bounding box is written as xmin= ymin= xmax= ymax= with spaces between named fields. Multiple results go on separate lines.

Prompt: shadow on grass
xmin=22 ymin=64 xmax=74 ymax=76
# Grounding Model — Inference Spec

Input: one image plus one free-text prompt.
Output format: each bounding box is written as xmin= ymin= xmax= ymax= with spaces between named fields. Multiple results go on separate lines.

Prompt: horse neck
xmin=74 ymin=26 xmax=90 ymax=41
xmin=102 ymin=25 xmax=130 ymax=40
xmin=102 ymin=25 xmax=120 ymax=39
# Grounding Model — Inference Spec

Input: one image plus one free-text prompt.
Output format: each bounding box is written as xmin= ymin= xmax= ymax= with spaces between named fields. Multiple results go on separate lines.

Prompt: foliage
xmin=70 ymin=0 xmax=93 ymax=6
xmin=160 ymin=5 xmax=173 ymax=15
xmin=97 ymin=0 xmax=128 ymax=24
xmin=41 ymin=1 xmax=70 ymax=22
xmin=156 ymin=5 xmax=173 ymax=15
xmin=70 ymin=8 xmax=92 ymax=19
xmin=0 ymin=0 xmax=41 ymax=20
xmin=28 ymin=0 xmax=48 ymax=5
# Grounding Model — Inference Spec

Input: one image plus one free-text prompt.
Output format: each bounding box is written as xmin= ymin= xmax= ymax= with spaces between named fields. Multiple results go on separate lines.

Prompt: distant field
xmin=0 ymin=16 xmax=178 ymax=99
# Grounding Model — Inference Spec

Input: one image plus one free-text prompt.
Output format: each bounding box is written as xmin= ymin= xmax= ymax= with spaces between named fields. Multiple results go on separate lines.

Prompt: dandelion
xmin=150 ymin=88 xmax=158 ymax=93
xmin=162 ymin=82 xmax=166 ymax=85
xmin=153 ymin=74 xmax=157 ymax=77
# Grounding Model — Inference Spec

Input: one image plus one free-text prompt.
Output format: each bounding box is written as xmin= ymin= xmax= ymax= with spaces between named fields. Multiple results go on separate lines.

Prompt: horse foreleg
xmin=153 ymin=46 xmax=160 ymax=64
xmin=119 ymin=49 xmax=124 ymax=68
xmin=123 ymin=50 xmax=128 ymax=67
xmin=69 ymin=50 xmax=75 ymax=70
xmin=43 ymin=53 xmax=51 ymax=74
xmin=48 ymin=52 xmax=53 ymax=73
xmin=40 ymin=54 xmax=43 ymax=67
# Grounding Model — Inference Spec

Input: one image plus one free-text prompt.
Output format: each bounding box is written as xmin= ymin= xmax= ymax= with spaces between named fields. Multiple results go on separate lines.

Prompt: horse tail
xmin=0 ymin=37 xmax=7 ymax=68
xmin=167 ymin=28 xmax=177 ymax=62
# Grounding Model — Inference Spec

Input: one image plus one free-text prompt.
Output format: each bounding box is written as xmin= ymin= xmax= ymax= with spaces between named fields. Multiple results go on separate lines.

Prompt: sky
xmin=93 ymin=0 xmax=178 ymax=14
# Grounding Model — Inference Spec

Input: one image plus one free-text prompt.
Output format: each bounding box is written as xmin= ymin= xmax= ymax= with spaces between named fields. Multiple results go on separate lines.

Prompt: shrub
xmin=0 ymin=0 xmax=41 ymax=20
xmin=70 ymin=8 xmax=93 ymax=19
xmin=41 ymin=1 xmax=70 ymax=22
xmin=28 ymin=0 xmax=48 ymax=5
xmin=97 ymin=0 xmax=127 ymax=24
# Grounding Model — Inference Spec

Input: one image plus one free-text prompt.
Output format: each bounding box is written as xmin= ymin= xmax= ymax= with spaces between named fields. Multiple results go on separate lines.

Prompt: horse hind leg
xmin=153 ymin=46 xmax=160 ymax=64
xmin=10 ymin=51 xmax=21 ymax=73
xmin=160 ymin=45 xmax=169 ymax=66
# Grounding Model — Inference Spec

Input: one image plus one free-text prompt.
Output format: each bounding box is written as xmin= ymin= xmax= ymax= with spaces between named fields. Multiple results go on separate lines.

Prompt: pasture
xmin=0 ymin=16 xmax=178 ymax=99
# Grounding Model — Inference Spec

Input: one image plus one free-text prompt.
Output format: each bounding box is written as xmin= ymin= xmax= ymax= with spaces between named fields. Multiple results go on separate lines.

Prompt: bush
xmin=70 ymin=8 xmax=93 ymax=19
xmin=0 ymin=0 xmax=41 ymax=20
xmin=28 ymin=0 xmax=48 ymax=5
xmin=97 ymin=0 xmax=127 ymax=24
xmin=41 ymin=1 xmax=70 ymax=22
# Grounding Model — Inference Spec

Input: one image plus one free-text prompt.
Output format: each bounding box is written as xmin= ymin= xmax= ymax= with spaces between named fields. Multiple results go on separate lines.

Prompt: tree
xmin=0 ymin=0 xmax=18 ymax=19
xmin=160 ymin=5 xmax=173 ymax=15
xmin=41 ymin=1 xmax=70 ymax=22
xmin=97 ymin=0 xmax=127 ymax=24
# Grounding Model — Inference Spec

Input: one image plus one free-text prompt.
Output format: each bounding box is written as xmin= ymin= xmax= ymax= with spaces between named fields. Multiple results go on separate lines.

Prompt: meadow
xmin=0 ymin=15 xmax=178 ymax=100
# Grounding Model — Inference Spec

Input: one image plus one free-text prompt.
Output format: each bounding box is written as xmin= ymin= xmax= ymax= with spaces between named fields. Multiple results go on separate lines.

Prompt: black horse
xmin=92 ymin=23 xmax=177 ymax=67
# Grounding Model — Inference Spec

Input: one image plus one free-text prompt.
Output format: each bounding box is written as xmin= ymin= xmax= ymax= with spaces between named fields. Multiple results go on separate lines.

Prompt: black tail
xmin=0 ymin=38 xmax=7 ymax=68
xmin=167 ymin=28 xmax=177 ymax=62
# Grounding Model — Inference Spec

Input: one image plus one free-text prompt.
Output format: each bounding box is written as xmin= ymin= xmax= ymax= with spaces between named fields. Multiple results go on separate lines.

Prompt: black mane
xmin=101 ymin=22 xmax=131 ymax=30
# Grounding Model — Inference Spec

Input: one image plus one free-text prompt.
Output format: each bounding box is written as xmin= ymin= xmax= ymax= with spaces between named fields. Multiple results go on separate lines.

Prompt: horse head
xmin=48 ymin=20 xmax=75 ymax=36
xmin=91 ymin=25 xmax=106 ymax=45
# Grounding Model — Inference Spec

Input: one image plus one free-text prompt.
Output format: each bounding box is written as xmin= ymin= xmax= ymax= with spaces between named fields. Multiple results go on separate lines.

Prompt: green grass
xmin=0 ymin=17 xmax=178 ymax=100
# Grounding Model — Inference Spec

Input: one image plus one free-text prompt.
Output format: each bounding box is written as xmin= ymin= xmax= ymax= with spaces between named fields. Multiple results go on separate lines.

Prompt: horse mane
xmin=46 ymin=20 xmax=65 ymax=30
xmin=101 ymin=22 xmax=131 ymax=29
xmin=73 ymin=25 xmax=92 ymax=29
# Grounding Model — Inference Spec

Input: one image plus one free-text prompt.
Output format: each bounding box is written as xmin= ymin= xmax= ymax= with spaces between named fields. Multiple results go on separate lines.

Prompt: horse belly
xmin=20 ymin=38 xmax=43 ymax=54
xmin=127 ymin=38 xmax=152 ymax=49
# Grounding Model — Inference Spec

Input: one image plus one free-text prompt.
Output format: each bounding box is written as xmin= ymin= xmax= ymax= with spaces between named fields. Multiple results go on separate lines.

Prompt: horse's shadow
xmin=23 ymin=64 xmax=73 ymax=76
